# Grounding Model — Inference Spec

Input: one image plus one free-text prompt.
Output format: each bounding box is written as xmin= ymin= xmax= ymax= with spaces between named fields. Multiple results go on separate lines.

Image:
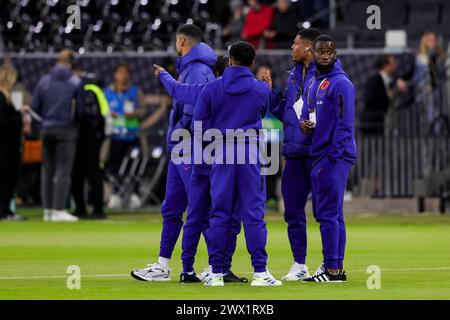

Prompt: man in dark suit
xmin=362 ymin=54 xmax=408 ymax=135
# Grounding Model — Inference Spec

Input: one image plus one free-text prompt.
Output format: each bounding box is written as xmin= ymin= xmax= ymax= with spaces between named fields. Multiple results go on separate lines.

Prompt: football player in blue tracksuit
xmin=301 ymin=35 xmax=356 ymax=282
xmin=194 ymin=41 xmax=282 ymax=287
xmin=264 ymin=28 xmax=321 ymax=281
xmin=131 ymin=24 xmax=217 ymax=282
xmin=154 ymin=56 xmax=247 ymax=283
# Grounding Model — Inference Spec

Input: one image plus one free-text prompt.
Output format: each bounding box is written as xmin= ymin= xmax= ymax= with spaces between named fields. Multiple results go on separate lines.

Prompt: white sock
xmin=44 ymin=209 xmax=52 ymax=215
xmin=158 ymin=257 xmax=170 ymax=269
xmin=187 ymin=271 xmax=195 ymax=275
xmin=254 ymin=270 xmax=268 ymax=277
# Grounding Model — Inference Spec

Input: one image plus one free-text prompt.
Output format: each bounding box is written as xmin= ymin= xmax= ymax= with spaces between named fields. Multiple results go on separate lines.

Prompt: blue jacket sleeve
xmin=193 ymin=85 xmax=211 ymax=133
xmin=327 ymin=80 xmax=356 ymax=163
xmin=159 ymin=71 xmax=204 ymax=105
xmin=175 ymin=66 xmax=214 ymax=132
xmin=31 ymin=79 xmax=43 ymax=115
xmin=268 ymin=87 xmax=286 ymax=121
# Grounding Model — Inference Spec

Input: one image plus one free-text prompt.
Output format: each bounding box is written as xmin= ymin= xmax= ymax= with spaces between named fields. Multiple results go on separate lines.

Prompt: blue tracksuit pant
xmin=282 ymin=157 xmax=313 ymax=265
xmin=311 ymin=157 xmax=352 ymax=269
xmin=181 ymin=166 xmax=242 ymax=273
xmin=209 ymin=162 xmax=267 ymax=274
xmin=159 ymin=161 xmax=191 ymax=259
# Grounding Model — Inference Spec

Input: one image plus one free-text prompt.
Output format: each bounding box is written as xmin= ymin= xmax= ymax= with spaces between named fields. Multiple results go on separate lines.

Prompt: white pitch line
xmin=1 ymin=267 xmax=450 ymax=280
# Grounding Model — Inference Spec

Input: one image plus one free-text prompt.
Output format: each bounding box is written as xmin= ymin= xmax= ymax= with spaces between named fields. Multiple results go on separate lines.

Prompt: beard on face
xmin=316 ymin=60 xmax=335 ymax=74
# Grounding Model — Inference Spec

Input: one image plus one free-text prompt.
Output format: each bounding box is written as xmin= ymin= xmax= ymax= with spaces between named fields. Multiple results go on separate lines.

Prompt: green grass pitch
xmin=1 ymin=209 xmax=450 ymax=300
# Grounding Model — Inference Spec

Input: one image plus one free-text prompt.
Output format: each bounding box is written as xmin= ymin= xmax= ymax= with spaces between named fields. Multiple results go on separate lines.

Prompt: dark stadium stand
xmin=1 ymin=0 xmax=449 ymax=52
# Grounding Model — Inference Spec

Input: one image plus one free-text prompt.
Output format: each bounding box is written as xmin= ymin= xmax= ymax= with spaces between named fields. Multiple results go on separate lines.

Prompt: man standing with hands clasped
xmin=301 ymin=34 xmax=356 ymax=282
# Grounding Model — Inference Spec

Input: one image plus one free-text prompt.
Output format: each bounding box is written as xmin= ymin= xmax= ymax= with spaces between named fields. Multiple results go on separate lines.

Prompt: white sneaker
xmin=198 ymin=266 xmax=212 ymax=282
xmin=204 ymin=273 xmax=224 ymax=287
xmin=281 ymin=262 xmax=310 ymax=281
xmin=43 ymin=209 xmax=52 ymax=221
xmin=46 ymin=210 xmax=78 ymax=222
xmin=251 ymin=270 xmax=283 ymax=286
xmin=130 ymin=262 xmax=171 ymax=281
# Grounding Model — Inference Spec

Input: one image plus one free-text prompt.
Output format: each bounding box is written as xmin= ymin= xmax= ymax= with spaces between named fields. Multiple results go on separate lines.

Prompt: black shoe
xmin=179 ymin=272 xmax=201 ymax=283
xmin=303 ymin=269 xmax=347 ymax=282
xmin=73 ymin=212 xmax=89 ymax=219
xmin=89 ymin=213 xmax=107 ymax=220
xmin=223 ymin=271 xmax=248 ymax=283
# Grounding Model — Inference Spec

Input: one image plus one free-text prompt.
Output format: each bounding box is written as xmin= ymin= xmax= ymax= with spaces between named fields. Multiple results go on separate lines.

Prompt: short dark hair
xmin=314 ymin=34 xmax=336 ymax=45
xmin=375 ymin=54 xmax=394 ymax=70
xmin=229 ymin=41 xmax=255 ymax=67
xmin=297 ymin=28 xmax=322 ymax=43
xmin=214 ymin=55 xmax=229 ymax=77
xmin=176 ymin=24 xmax=203 ymax=43
xmin=114 ymin=62 xmax=130 ymax=73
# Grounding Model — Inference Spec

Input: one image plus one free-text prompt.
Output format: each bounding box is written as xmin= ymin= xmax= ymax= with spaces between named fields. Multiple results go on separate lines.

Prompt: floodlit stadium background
xmin=0 ymin=0 xmax=450 ymax=300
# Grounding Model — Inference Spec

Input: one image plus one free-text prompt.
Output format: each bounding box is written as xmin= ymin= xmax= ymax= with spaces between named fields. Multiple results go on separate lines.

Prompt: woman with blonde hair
xmin=414 ymin=32 xmax=448 ymax=132
xmin=0 ymin=62 xmax=27 ymax=220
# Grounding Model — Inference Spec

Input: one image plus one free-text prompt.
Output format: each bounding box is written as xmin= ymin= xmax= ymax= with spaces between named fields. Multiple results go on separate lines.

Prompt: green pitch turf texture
xmin=1 ymin=209 xmax=450 ymax=300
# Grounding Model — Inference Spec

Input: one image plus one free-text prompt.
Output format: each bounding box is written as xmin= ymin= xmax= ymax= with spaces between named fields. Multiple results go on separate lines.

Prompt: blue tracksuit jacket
xmin=269 ymin=62 xmax=316 ymax=158
xmin=193 ymin=66 xmax=269 ymax=135
xmin=166 ymin=42 xmax=217 ymax=152
xmin=305 ymin=59 xmax=357 ymax=164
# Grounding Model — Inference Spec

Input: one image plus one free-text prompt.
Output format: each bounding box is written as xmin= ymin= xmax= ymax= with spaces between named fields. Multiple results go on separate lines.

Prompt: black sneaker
xmin=89 ymin=213 xmax=107 ymax=220
xmin=179 ymin=272 xmax=201 ymax=283
xmin=223 ymin=271 xmax=248 ymax=283
xmin=303 ymin=269 xmax=347 ymax=282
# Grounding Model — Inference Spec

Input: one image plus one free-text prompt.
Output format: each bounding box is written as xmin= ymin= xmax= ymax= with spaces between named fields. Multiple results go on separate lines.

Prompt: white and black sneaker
xmin=198 ymin=266 xmax=212 ymax=282
xmin=303 ymin=269 xmax=347 ymax=283
xmin=313 ymin=262 xmax=325 ymax=276
xmin=130 ymin=262 xmax=171 ymax=281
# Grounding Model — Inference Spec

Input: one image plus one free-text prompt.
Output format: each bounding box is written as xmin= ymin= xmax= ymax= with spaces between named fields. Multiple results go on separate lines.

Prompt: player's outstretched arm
xmin=155 ymin=65 xmax=204 ymax=105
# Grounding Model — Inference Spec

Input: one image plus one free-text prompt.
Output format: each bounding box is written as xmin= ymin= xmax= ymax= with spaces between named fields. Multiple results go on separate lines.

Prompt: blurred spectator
xmin=15 ymin=72 xmax=40 ymax=207
xmin=264 ymin=0 xmax=299 ymax=49
xmin=32 ymin=49 xmax=85 ymax=222
xmin=103 ymin=63 xmax=146 ymax=191
xmin=71 ymin=68 xmax=108 ymax=220
xmin=222 ymin=0 xmax=245 ymax=47
xmin=415 ymin=32 xmax=447 ymax=90
xmin=414 ymin=31 xmax=447 ymax=133
xmin=362 ymin=54 xmax=408 ymax=135
xmin=241 ymin=0 xmax=274 ymax=49
xmin=0 ymin=62 xmax=27 ymax=220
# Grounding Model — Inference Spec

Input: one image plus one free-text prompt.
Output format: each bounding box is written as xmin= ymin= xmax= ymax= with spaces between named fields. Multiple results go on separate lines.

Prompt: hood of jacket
xmin=316 ymin=59 xmax=349 ymax=80
xmin=176 ymin=42 xmax=217 ymax=74
xmin=222 ymin=66 xmax=257 ymax=95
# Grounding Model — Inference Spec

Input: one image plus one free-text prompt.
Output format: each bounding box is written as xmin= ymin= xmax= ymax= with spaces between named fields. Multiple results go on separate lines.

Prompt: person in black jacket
xmin=71 ymin=70 xmax=108 ymax=219
xmin=0 ymin=63 xmax=26 ymax=220
xmin=264 ymin=0 xmax=299 ymax=48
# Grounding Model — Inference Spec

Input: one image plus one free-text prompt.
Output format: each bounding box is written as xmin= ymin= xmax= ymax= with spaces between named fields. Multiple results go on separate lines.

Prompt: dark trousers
xmin=311 ymin=158 xmax=352 ymax=269
xmin=282 ymin=157 xmax=313 ymax=265
xmin=41 ymin=126 xmax=78 ymax=211
xmin=0 ymin=137 xmax=21 ymax=216
xmin=71 ymin=133 xmax=104 ymax=215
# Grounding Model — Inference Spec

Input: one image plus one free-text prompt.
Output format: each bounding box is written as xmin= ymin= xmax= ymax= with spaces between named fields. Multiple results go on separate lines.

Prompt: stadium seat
xmin=407 ymin=0 xmax=441 ymax=28
xmin=380 ymin=0 xmax=409 ymax=28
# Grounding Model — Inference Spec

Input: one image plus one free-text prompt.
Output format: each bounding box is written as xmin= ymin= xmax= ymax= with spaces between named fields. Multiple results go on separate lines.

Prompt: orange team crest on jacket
xmin=320 ymin=80 xmax=330 ymax=91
